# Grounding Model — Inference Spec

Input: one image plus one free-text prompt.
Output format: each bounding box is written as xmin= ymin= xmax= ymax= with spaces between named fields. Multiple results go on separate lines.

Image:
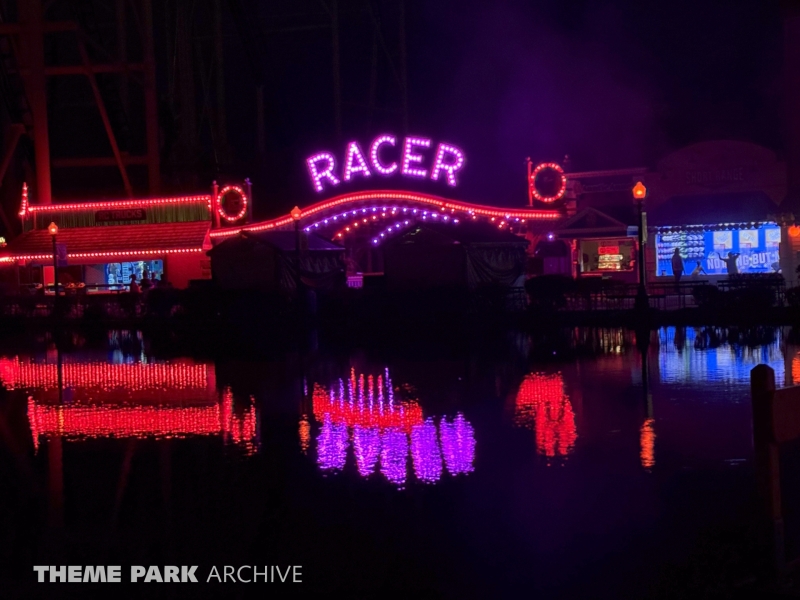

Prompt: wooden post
xmin=750 ymin=364 xmax=786 ymax=577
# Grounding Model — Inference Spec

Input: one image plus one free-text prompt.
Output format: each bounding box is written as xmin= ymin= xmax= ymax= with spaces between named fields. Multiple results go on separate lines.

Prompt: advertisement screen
xmin=655 ymin=224 xmax=780 ymax=277
xmin=105 ymin=260 xmax=164 ymax=286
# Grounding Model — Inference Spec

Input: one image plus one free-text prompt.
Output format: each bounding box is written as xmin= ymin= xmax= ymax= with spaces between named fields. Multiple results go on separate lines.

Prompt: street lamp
xmin=632 ymin=182 xmax=648 ymax=310
xmin=291 ymin=206 xmax=302 ymax=295
xmin=48 ymin=222 xmax=59 ymax=303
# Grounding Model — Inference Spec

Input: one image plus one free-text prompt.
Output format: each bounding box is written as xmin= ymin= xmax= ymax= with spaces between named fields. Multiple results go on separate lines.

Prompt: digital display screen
xmin=655 ymin=223 xmax=780 ymax=276
xmin=105 ymin=260 xmax=164 ymax=286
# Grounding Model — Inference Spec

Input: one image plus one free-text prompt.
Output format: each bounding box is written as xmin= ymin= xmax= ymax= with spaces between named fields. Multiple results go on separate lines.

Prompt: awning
xmin=0 ymin=221 xmax=210 ymax=263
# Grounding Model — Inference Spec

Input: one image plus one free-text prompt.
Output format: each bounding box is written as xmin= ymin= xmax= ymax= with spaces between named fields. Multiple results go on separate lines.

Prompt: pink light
xmin=369 ymin=135 xmax=399 ymax=175
xmin=307 ymin=152 xmax=341 ymax=193
xmin=27 ymin=195 xmax=211 ymax=213
xmin=343 ymin=141 xmax=372 ymax=181
xmin=401 ymin=137 xmax=431 ymax=178
xmin=18 ymin=183 xmax=28 ymax=217
xmin=530 ymin=162 xmax=567 ymax=203
xmin=216 ymin=185 xmax=248 ymax=222
xmin=0 ymin=247 xmax=203 ymax=263
xmin=209 ymin=191 xmax=562 ymax=239
xmin=430 ymin=143 xmax=466 ymax=187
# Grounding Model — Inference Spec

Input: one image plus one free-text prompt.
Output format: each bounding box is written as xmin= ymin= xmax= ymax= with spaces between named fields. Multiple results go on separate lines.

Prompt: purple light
xmin=307 ymin=152 xmax=341 ymax=192
xmin=369 ymin=134 xmax=399 ymax=175
xmin=380 ymin=428 xmax=408 ymax=487
xmin=440 ymin=413 xmax=476 ymax=475
xmin=430 ymin=142 xmax=466 ymax=187
xmin=316 ymin=417 xmax=348 ymax=472
xmin=547 ymin=233 xmax=555 ymax=241
xmin=372 ymin=239 xmax=378 ymax=244
xmin=411 ymin=418 xmax=443 ymax=484
xmin=401 ymin=137 xmax=432 ymax=178
xmin=353 ymin=426 xmax=380 ymax=477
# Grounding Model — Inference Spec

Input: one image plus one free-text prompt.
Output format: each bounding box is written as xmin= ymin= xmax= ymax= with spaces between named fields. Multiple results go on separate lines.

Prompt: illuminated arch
xmin=209 ymin=190 xmax=563 ymax=241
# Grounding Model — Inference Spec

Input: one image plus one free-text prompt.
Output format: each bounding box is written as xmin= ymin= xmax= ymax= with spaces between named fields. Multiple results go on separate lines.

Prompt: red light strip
xmin=18 ymin=183 xmax=28 ymax=217
xmin=312 ymin=381 xmax=424 ymax=431
xmin=0 ymin=358 xmax=210 ymax=391
xmin=210 ymin=190 xmax=562 ymax=239
xmin=0 ymin=247 xmax=203 ymax=263
xmin=24 ymin=195 xmax=212 ymax=214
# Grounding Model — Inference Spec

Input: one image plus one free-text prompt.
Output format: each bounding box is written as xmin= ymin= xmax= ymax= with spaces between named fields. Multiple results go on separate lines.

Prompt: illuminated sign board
xmin=306 ymin=135 xmax=466 ymax=193
xmin=656 ymin=223 xmax=781 ymax=276
xmin=95 ymin=208 xmax=146 ymax=223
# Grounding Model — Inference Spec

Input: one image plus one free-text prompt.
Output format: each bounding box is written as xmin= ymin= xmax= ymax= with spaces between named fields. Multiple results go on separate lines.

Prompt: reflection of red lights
xmin=28 ymin=402 xmax=221 ymax=438
xmin=640 ymin=418 xmax=655 ymax=469
xmin=514 ymin=373 xmax=577 ymax=458
xmin=792 ymin=355 xmax=800 ymax=385
xmin=310 ymin=369 xmax=476 ymax=486
xmin=27 ymin=395 xmax=258 ymax=453
xmin=0 ymin=358 xmax=212 ymax=393
xmin=311 ymin=379 xmax=423 ymax=431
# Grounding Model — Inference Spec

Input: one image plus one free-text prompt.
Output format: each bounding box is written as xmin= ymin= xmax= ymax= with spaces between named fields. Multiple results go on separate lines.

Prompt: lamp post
xmin=48 ymin=222 xmax=59 ymax=307
xmin=291 ymin=206 xmax=302 ymax=296
xmin=632 ymin=182 xmax=648 ymax=311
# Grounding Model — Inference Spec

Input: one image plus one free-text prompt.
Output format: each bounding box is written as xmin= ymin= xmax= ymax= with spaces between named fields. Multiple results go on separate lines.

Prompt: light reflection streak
xmin=4 ymin=354 xmax=259 ymax=454
xmin=513 ymin=372 xmax=577 ymax=459
xmin=640 ymin=418 xmax=656 ymax=469
xmin=308 ymin=369 xmax=475 ymax=487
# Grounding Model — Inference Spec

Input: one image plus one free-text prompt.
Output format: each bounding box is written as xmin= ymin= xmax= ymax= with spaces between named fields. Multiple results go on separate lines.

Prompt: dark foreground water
xmin=0 ymin=327 xmax=795 ymax=598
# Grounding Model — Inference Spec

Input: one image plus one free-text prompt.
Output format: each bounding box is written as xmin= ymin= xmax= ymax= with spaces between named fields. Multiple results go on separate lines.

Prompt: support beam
xmin=18 ymin=0 xmax=51 ymax=204
xmin=52 ymin=155 xmax=149 ymax=168
xmin=44 ymin=63 xmax=145 ymax=76
xmin=76 ymin=36 xmax=134 ymax=198
xmin=0 ymin=124 xmax=24 ymax=188
xmin=142 ymin=0 xmax=161 ymax=194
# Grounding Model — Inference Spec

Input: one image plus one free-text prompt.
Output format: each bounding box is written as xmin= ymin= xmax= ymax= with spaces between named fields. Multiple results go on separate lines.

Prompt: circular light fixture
xmin=216 ymin=185 xmax=248 ymax=222
xmin=789 ymin=225 xmax=800 ymax=238
xmin=530 ymin=163 xmax=567 ymax=203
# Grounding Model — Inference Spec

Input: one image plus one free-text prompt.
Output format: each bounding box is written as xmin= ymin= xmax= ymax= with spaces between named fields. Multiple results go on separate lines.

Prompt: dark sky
xmin=224 ymin=0 xmax=785 ymax=211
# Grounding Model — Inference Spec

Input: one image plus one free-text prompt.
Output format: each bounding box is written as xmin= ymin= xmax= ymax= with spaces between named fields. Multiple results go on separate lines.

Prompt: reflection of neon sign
xmin=27 ymin=392 xmax=258 ymax=454
xmin=307 ymin=135 xmax=466 ymax=192
xmin=309 ymin=369 xmax=475 ymax=487
xmin=514 ymin=372 xmax=577 ymax=459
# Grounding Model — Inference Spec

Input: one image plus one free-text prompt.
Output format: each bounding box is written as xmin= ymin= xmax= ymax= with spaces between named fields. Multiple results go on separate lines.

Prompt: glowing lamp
xmin=291 ymin=206 xmax=302 ymax=221
xmin=790 ymin=225 xmax=800 ymax=238
xmin=632 ymin=181 xmax=647 ymax=200
xmin=48 ymin=222 xmax=58 ymax=236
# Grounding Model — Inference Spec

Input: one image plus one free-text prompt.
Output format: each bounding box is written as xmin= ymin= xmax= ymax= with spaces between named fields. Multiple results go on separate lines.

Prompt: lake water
xmin=0 ymin=327 xmax=794 ymax=598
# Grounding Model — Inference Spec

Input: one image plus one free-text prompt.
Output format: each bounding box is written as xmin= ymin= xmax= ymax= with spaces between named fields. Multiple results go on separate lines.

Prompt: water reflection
xmin=658 ymin=327 xmax=785 ymax=385
xmin=0 ymin=351 xmax=258 ymax=454
xmin=308 ymin=369 xmax=475 ymax=487
xmin=640 ymin=418 xmax=656 ymax=469
xmin=513 ymin=372 xmax=578 ymax=460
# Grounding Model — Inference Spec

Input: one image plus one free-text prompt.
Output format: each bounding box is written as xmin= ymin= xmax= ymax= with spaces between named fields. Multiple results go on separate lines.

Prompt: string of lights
xmin=209 ymin=190 xmax=561 ymax=239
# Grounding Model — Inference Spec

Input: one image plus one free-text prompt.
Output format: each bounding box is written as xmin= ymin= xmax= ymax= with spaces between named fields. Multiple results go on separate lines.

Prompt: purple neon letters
xmin=307 ymin=135 xmax=466 ymax=192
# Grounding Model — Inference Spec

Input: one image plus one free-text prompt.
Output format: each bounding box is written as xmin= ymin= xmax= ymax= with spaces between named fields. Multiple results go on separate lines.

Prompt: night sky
xmin=226 ymin=0 xmax=783 ymax=214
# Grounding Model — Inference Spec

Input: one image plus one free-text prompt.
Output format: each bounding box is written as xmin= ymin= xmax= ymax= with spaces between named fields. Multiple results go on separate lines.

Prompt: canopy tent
xmin=383 ymin=221 xmax=529 ymax=290
xmin=207 ymin=230 xmax=345 ymax=292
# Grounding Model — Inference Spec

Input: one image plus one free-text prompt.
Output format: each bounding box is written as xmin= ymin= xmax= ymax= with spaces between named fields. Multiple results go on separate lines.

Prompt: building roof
xmin=1 ymin=221 xmax=210 ymax=259
xmin=647 ymin=192 xmax=779 ymax=226
xmin=555 ymin=207 xmax=631 ymax=238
